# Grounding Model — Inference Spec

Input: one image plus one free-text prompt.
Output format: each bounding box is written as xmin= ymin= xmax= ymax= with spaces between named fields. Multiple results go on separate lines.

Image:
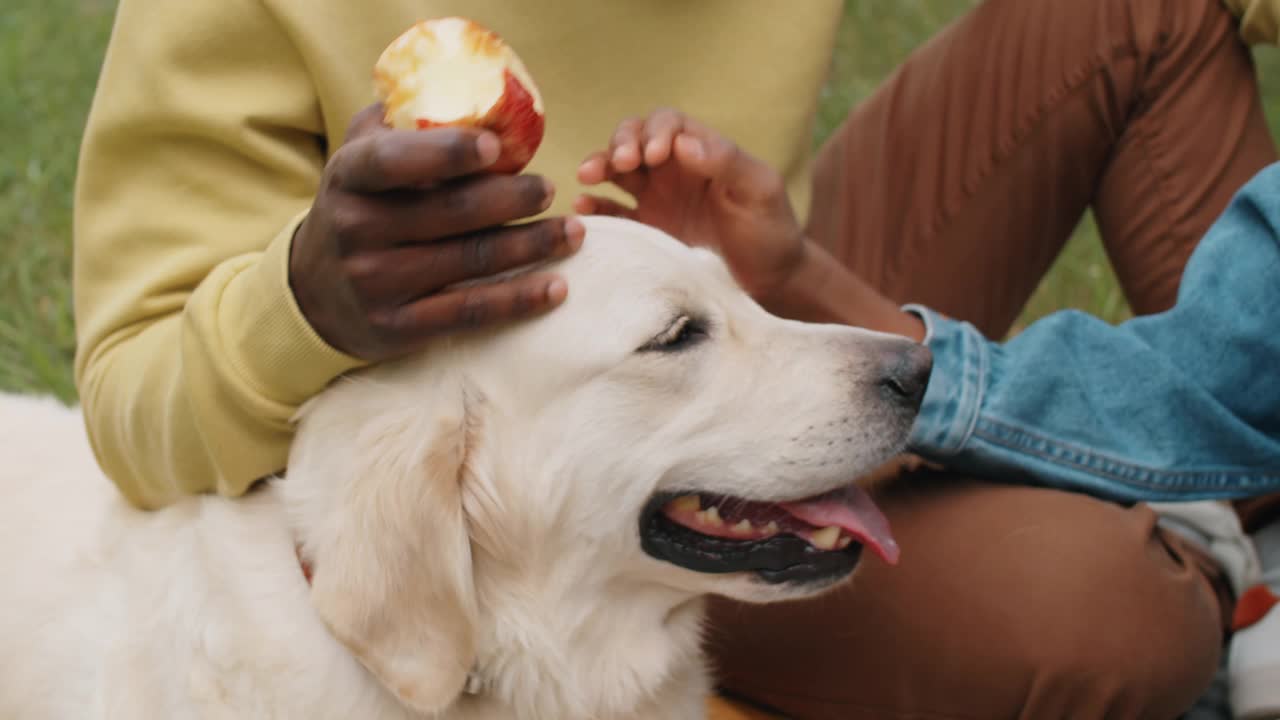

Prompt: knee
xmin=1001 ymin=502 xmax=1223 ymax=715
xmin=920 ymin=481 xmax=1225 ymax=717
xmin=1102 ymin=0 xmax=1244 ymax=71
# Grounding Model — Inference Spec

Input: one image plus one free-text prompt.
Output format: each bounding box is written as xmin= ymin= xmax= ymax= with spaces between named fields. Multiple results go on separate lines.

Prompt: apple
xmin=374 ymin=18 xmax=546 ymax=174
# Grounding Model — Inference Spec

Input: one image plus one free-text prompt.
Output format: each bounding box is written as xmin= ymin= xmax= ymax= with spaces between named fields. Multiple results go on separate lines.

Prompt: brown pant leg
xmin=805 ymin=0 xmax=1276 ymax=339
xmin=1236 ymin=495 xmax=1280 ymax=533
xmin=707 ymin=696 xmax=785 ymax=720
xmin=708 ymin=475 xmax=1227 ymax=720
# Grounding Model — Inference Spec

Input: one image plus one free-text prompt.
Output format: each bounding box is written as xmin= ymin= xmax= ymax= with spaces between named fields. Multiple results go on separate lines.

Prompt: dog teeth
xmin=670 ymin=495 xmax=701 ymax=513
xmin=810 ymin=526 xmax=840 ymax=550
xmin=732 ymin=519 xmax=753 ymax=534
xmin=836 ymin=535 xmax=853 ymax=550
xmin=764 ymin=521 xmax=780 ymax=535
xmin=695 ymin=506 xmax=724 ymax=527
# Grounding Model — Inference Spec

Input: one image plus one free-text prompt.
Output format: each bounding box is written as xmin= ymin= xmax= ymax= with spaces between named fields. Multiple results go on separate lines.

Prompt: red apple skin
xmin=413 ymin=69 xmax=544 ymax=175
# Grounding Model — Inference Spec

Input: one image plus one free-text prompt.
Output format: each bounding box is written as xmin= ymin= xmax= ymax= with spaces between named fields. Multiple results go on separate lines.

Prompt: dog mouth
xmin=639 ymin=486 xmax=899 ymax=585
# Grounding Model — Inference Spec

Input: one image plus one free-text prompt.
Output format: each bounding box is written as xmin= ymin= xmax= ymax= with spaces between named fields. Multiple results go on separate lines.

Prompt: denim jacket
xmin=906 ymin=163 xmax=1280 ymax=502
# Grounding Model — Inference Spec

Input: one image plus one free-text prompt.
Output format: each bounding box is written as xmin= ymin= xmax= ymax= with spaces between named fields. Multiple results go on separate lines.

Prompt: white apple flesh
xmin=374 ymin=18 xmax=546 ymax=174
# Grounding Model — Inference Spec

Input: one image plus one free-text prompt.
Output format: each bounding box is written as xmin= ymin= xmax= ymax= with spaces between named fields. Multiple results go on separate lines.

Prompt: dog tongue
xmin=780 ymin=486 xmax=900 ymax=565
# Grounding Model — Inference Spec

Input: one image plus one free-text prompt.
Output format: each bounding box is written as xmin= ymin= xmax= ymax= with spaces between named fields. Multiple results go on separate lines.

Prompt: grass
xmin=2 ymin=0 xmax=1278 ymax=399
xmin=0 ymin=0 xmax=115 ymax=401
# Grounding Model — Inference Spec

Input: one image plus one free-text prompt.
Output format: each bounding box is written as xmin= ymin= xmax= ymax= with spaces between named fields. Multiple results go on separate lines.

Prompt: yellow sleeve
xmin=1223 ymin=0 xmax=1280 ymax=44
xmin=73 ymin=0 xmax=365 ymax=509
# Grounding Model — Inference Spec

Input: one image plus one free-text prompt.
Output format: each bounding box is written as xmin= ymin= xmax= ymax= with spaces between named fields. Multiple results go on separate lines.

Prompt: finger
xmin=345 ymin=174 xmax=555 ymax=247
xmin=330 ymin=127 xmax=501 ymax=193
xmin=603 ymin=165 xmax=648 ymax=198
xmin=376 ymin=272 xmax=569 ymax=343
xmin=572 ymin=194 xmax=636 ymax=220
xmin=608 ymin=117 xmax=645 ymax=174
xmin=350 ymin=217 xmax=585 ymax=304
xmin=577 ymin=150 xmax=647 ymax=197
xmin=671 ymin=121 xmax=781 ymax=203
xmin=344 ymin=103 xmax=390 ymax=141
xmin=641 ymin=109 xmax=685 ymax=167
xmin=669 ymin=118 xmax=738 ymax=179
xmin=577 ymin=151 xmax=612 ymax=186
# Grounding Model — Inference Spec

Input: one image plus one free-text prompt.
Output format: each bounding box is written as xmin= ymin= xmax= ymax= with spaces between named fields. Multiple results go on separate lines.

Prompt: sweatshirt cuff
xmin=220 ymin=210 xmax=366 ymax=410
xmin=903 ymin=304 xmax=989 ymax=456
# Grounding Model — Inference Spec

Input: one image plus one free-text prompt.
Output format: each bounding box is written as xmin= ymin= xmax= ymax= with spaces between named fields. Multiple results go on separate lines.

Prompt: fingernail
xmin=476 ymin=133 xmax=501 ymax=165
xmin=541 ymin=178 xmax=556 ymax=209
xmin=546 ymin=278 xmax=569 ymax=304
xmin=564 ymin=216 xmax=585 ymax=251
xmin=678 ymin=136 xmax=704 ymax=161
xmin=612 ymin=146 xmax=637 ymax=167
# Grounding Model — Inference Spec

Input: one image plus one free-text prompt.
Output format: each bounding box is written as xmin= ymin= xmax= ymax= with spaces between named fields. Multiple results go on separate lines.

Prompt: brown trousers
xmin=708 ymin=0 xmax=1279 ymax=718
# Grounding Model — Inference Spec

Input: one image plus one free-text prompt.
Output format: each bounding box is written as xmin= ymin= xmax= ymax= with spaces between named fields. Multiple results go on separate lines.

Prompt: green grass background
xmin=3 ymin=0 xmax=1279 ymax=401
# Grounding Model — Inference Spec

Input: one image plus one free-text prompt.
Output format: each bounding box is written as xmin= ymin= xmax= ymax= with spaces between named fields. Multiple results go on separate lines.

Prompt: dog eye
xmin=639 ymin=315 xmax=708 ymax=353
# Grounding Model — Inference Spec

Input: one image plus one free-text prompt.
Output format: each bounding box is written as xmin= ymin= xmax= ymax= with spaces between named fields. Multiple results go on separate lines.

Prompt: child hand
xmin=575 ymin=109 xmax=806 ymax=300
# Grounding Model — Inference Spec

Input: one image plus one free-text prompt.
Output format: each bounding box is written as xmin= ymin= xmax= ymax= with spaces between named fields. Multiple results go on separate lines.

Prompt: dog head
xmin=283 ymin=216 xmax=930 ymax=714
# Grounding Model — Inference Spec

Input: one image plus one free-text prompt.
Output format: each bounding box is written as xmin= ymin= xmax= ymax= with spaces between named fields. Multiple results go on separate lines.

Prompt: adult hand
xmin=291 ymin=104 xmax=583 ymax=361
xmin=575 ymin=108 xmax=805 ymax=300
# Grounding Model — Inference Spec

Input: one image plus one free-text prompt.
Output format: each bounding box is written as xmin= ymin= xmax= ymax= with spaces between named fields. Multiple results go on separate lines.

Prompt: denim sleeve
xmin=905 ymin=163 xmax=1280 ymax=502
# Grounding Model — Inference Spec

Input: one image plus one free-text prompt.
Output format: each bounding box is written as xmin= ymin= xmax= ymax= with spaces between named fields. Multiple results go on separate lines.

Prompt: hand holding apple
xmin=289 ymin=21 xmax=575 ymax=362
xmin=574 ymin=109 xmax=807 ymax=302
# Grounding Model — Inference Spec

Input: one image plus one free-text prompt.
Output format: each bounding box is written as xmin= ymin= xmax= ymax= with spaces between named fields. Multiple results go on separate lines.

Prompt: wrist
xmin=753 ymin=238 xmax=825 ymax=318
xmin=757 ymin=238 xmax=925 ymax=341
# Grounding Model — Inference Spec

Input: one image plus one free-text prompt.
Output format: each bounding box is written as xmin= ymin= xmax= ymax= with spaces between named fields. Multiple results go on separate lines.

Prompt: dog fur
xmin=0 ymin=216 xmax=920 ymax=719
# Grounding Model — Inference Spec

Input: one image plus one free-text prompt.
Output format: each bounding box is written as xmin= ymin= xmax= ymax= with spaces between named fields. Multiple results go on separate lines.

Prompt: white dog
xmin=0 ymin=216 xmax=930 ymax=719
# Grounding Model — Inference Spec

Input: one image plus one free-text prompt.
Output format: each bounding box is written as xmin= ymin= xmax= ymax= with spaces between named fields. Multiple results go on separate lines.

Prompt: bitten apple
xmin=374 ymin=17 xmax=545 ymax=174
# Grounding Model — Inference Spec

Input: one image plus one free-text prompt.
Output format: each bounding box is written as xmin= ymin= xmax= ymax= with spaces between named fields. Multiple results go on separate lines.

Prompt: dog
xmin=0 ymin=216 xmax=930 ymax=719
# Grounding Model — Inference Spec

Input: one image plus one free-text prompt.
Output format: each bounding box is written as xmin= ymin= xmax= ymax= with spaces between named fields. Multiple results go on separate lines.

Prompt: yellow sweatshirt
xmin=1227 ymin=0 xmax=1280 ymax=42
xmin=73 ymin=0 xmax=844 ymax=508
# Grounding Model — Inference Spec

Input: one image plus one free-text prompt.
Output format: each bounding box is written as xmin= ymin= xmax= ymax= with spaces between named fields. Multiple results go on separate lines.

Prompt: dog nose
xmin=878 ymin=342 xmax=933 ymax=408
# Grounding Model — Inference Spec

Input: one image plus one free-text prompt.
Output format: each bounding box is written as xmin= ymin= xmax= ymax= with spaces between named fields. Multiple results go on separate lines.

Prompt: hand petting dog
xmin=575 ymin=109 xmax=807 ymax=303
xmin=577 ymin=109 xmax=924 ymax=341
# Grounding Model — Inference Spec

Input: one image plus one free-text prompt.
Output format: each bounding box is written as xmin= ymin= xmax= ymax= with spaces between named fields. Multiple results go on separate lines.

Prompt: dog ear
xmin=288 ymin=377 xmax=481 ymax=715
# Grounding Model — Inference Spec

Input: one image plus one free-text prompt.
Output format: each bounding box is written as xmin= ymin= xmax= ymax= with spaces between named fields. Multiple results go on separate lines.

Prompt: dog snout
xmin=877 ymin=341 xmax=932 ymax=408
